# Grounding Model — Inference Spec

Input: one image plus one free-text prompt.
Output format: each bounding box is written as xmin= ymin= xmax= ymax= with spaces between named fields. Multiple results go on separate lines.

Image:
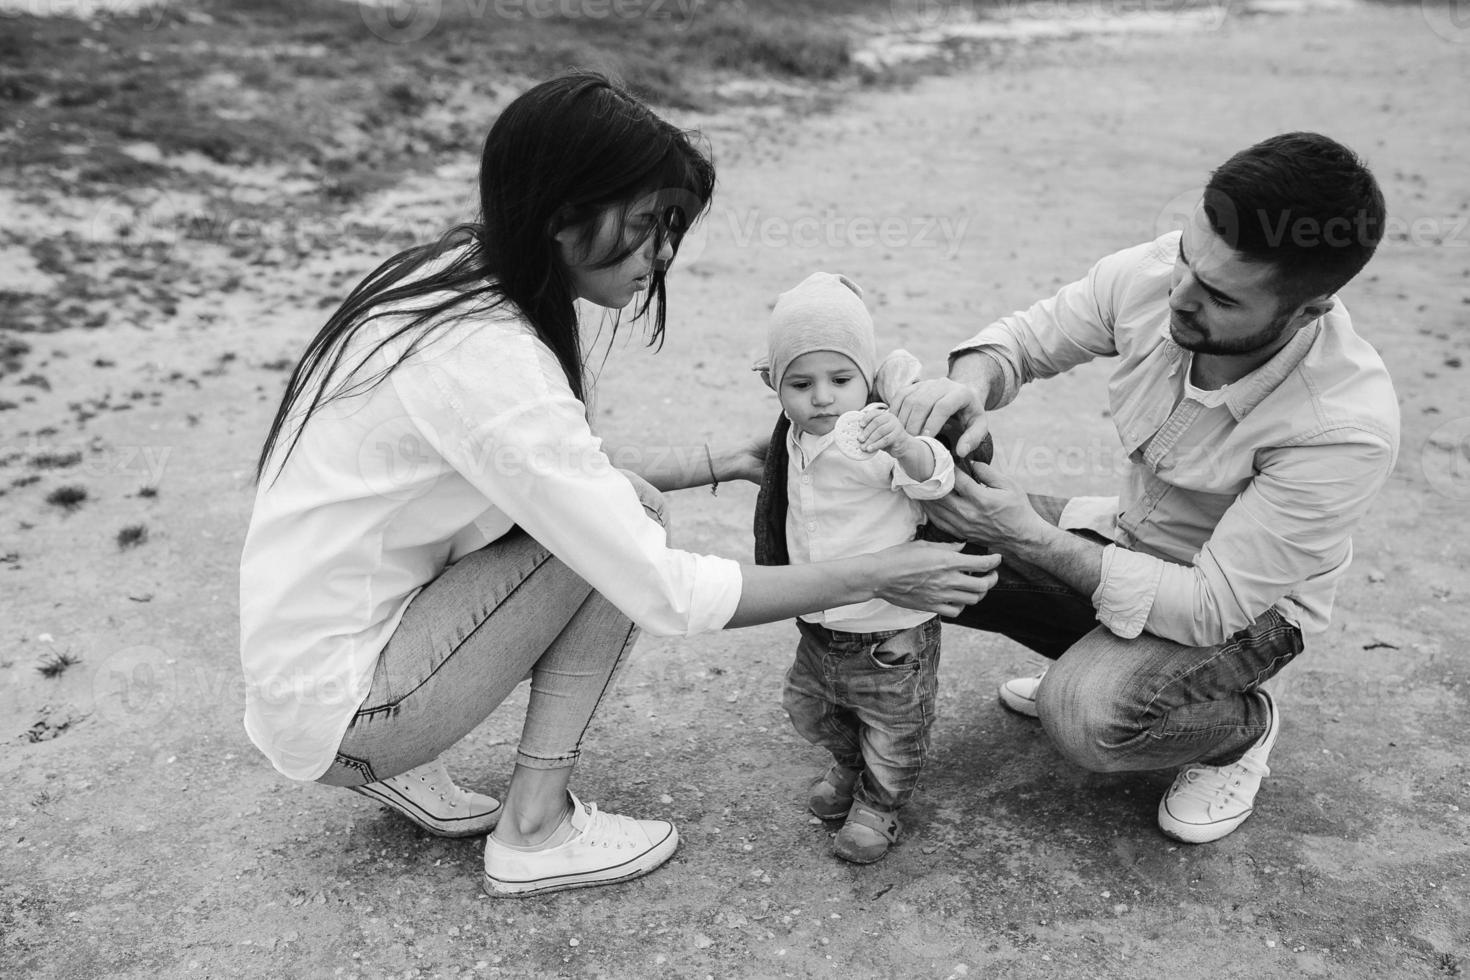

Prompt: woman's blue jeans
xmin=315 ymin=474 xmax=665 ymax=787
xmin=944 ymin=496 xmax=1304 ymax=771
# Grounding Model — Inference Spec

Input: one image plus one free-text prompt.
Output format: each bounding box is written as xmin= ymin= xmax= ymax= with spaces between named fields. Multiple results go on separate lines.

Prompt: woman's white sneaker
xmin=1158 ymin=690 xmax=1280 ymax=843
xmin=483 ymin=792 xmax=678 ymax=898
xmin=349 ymin=758 xmax=502 ymax=838
xmin=998 ymin=671 xmax=1046 ymax=718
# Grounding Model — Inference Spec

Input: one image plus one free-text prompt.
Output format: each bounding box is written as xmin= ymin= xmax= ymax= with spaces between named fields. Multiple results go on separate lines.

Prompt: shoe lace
xmin=397 ymin=762 xmax=458 ymax=809
xmin=1173 ymin=755 xmax=1271 ymax=810
xmin=579 ymin=802 xmax=638 ymax=851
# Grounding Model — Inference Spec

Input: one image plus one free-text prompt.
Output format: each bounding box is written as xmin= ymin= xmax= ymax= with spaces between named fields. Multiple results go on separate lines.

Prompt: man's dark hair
xmin=1203 ymin=132 xmax=1385 ymax=309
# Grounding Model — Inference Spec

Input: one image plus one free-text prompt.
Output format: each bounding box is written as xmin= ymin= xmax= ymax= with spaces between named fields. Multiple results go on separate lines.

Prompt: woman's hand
xmin=870 ymin=540 xmax=1001 ymax=618
xmin=726 ymin=432 xmax=770 ymax=485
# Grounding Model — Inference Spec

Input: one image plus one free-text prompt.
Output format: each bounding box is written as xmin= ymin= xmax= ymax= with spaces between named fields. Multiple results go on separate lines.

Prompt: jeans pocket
xmin=867 ymin=627 xmax=924 ymax=671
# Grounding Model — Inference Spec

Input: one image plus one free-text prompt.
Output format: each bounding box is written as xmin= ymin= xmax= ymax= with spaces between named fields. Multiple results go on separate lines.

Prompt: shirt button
xmin=801 ymin=476 xmax=811 ymax=485
xmin=807 ymin=522 xmax=816 ymax=531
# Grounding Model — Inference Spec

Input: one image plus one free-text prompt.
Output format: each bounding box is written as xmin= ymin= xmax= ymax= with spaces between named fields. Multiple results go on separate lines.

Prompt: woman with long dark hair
xmin=240 ymin=71 xmax=998 ymax=897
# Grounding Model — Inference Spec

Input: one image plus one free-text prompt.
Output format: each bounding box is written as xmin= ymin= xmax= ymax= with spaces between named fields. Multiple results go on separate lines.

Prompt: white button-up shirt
xmin=954 ymin=233 xmax=1399 ymax=647
xmin=785 ymin=428 xmax=955 ymax=633
xmin=240 ymin=293 xmax=743 ymax=780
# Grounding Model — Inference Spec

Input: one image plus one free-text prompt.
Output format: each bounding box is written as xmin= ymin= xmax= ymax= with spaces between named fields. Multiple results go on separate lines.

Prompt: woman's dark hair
xmin=1202 ymin=131 xmax=1385 ymax=310
xmin=255 ymin=71 xmax=716 ymax=483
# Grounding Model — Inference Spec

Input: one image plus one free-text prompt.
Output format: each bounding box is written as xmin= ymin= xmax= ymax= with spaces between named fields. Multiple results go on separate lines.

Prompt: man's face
xmin=1168 ymin=205 xmax=1305 ymax=358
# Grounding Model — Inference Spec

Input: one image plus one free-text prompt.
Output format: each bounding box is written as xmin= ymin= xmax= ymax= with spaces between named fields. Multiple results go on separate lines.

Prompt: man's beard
xmin=1169 ymin=309 xmax=1294 ymax=357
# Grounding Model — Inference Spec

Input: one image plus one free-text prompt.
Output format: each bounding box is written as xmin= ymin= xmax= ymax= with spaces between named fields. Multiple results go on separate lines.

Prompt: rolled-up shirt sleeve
xmin=1091 ymin=544 xmax=1164 ymax=638
xmin=1095 ymin=437 xmax=1395 ymax=647
xmin=890 ymin=435 xmax=955 ymax=500
xmin=948 ymin=244 xmax=1142 ymax=408
xmin=400 ymin=352 xmax=743 ymax=638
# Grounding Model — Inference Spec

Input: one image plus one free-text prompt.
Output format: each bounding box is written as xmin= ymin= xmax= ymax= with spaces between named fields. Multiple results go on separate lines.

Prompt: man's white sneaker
xmin=349 ymin=758 xmax=502 ymax=839
xmin=998 ymin=671 xmax=1046 ymax=718
xmin=483 ymin=792 xmax=678 ymax=898
xmin=1158 ymin=690 xmax=1280 ymax=844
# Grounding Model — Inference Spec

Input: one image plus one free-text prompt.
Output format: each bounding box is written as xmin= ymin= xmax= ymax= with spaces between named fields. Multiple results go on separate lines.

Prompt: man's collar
xmin=1158 ymin=317 xmax=1322 ymax=420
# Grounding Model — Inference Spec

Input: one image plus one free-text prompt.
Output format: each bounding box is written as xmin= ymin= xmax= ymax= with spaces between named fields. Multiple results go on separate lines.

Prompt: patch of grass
xmin=28 ymin=451 xmax=82 ymax=470
xmin=136 ymin=485 xmax=159 ymax=498
xmin=686 ymin=8 xmax=852 ymax=79
xmin=44 ymin=484 xmax=87 ymax=510
xmin=116 ymin=523 xmax=148 ymax=549
xmin=36 ymin=650 xmax=81 ymax=679
xmin=1 ymin=0 xmax=898 ymax=201
xmin=11 ymin=474 xmax=40 ymax=488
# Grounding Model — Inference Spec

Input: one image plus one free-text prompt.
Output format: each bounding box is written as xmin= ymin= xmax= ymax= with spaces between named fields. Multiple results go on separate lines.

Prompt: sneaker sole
xmin=1158 ymin=810 xmax=1254 ymax=844
xmin=833 ymin=838 xmax=891 ymax=864
xmin=350 ymin=784 xmax=502 ymax=839
xmin=482 ymin=826 xmax=679 ymax=898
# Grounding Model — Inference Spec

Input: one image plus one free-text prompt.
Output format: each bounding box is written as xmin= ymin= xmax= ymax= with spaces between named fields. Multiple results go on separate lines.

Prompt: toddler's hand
xmin=860 ymin=409 xmax=912 ymax=456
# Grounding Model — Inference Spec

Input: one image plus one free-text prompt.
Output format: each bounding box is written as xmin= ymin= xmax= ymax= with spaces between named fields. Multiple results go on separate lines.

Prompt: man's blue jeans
xmin=944 ymin=496 xmax=1304 ymax=771
xmin=783 ymin=617 xmax=943 ymax=812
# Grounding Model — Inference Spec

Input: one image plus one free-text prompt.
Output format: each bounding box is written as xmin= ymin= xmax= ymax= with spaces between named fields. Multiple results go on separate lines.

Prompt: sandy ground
xmin=3 ymin=3 xmax=1469 ymax=978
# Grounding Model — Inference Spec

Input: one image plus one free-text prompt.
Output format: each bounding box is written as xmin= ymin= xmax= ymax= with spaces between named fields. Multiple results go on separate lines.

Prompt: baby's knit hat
xmin=763 ymin=272 xmax=876 ymax=392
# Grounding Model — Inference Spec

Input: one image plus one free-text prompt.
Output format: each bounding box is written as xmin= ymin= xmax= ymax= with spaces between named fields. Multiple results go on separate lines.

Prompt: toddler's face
xmin=778 ymin=350 xmax=869 ymax=437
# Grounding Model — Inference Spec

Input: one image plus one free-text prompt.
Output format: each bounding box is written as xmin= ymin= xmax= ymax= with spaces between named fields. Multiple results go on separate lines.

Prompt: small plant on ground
xmin=29 ymin=451 xmax=82 ymax=470
xmin=45 ymin=485 xmax=87 ymax=510
xmin=116 ymin=524 xmax=148 ymax=550
xmin=36 ymin=650 xmax=81 ymax=678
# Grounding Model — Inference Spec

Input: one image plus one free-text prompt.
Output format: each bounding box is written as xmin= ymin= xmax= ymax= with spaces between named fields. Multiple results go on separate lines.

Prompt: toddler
xmin=752 ymin=271 xmax=955 ymax=864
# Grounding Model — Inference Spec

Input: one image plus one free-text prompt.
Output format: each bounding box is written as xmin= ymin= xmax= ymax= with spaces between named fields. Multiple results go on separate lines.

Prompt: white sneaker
xmin=1158 ymin=690 xmax=1280 ymax=844
xmin=483 ymin=792 xmax=678 ymax=898
xmin=349 ymin=758 xmax=501 ymax=839
xmin=998 ymin=671 xmax=1046 ymax=718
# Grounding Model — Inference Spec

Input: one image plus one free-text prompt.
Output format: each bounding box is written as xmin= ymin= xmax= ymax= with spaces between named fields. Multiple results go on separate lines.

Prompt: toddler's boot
xmin=834 ymin=800 xmax=900 ymax=864
xmin=807 ymin=764 xmax=861 ymax=820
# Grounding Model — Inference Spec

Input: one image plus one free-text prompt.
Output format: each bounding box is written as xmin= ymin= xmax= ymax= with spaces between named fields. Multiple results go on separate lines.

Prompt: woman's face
xmin=555 ymin=200 xmax=675 ymax=310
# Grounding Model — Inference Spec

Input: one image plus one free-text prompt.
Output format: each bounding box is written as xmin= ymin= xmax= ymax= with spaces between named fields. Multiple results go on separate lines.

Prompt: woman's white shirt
xmin=239 ymin=295 xmax=743 ymax=780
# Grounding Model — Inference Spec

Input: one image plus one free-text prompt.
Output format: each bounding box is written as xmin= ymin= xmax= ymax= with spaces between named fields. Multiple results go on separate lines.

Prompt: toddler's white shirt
xmin=785 ymin=427 xmax=955 ymax=634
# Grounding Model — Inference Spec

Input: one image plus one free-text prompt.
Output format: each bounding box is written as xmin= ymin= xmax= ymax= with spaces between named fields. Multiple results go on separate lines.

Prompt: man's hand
xmin=890 ymin=378 xmax=990 ymax=458
xmin=923 ymin=461 xmax=1050 ymax=550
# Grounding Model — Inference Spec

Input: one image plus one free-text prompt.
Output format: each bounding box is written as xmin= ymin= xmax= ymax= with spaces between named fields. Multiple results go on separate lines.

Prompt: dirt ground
xmin=3 ymin=3 xmax=1469 ymax=978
